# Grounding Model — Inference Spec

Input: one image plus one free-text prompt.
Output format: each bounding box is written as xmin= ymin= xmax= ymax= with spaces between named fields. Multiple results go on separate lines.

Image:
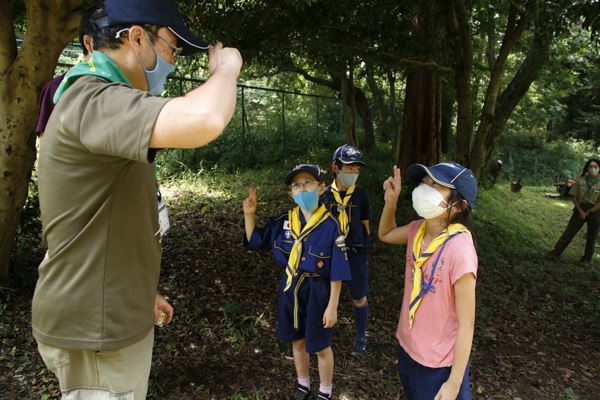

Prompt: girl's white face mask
xmin=412 ymin=183 xmax=451 ymax=220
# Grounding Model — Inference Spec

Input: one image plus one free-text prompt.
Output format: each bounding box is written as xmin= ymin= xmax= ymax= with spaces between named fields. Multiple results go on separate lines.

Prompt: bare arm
xmin=150 ymin=43 xmax=242 ymax=149
xmin=434 ymin=273 xmax=476 ymax=400
xmin=323 ymin=280 xmax=342 ymax=328
xmin=243 ymin=187 xmax=257 ymax=241
xmin=378 ymin=166 xmax=410 ymax=245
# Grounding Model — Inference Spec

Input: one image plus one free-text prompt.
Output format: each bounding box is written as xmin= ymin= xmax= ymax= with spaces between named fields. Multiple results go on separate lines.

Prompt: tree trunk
xmin=339 ymin=76 xmax=356 ymax=145
xmin=441 ymin=81 xmax=453 ymax=154
xmin=398 ymin=67 xmax=442 ymax=171
xmin=446 ymin=0 xmax=474 ymax=166
xmin=354 ymin=86 xmax=375 ymax=150
xmin=484 ymin=30 xmax=551 ymax=163
xmin=0 ymin=0 xmax=80 ymax=284
xmin=388 ymin=72 xmax=402 ymax=164
xmin=366 ymin=70 xmax=389 ymax=141
xmin=470 ymin=3 xmax=531 ymax=177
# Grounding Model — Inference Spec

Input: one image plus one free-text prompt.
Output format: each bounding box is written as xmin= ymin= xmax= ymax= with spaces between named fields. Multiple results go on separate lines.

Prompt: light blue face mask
xmin=131 ymin=31 xmax=175 ymax=96
xmin=143 ymin=46 xmax=175 ymax=96
xmin=293 ymin=189 xmax=320 ymax=212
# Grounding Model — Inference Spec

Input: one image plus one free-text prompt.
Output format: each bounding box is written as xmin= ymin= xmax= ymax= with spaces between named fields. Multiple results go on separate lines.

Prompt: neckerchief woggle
xmin=53 ymin=51 xmax=132 ymax=104
xmin=331 ymin=179 xmax=356 ymax=237
xmin=408 ymin=221 xmax=470 ymax=328
xmin=284 ymin=204 xmax=330 ymax=292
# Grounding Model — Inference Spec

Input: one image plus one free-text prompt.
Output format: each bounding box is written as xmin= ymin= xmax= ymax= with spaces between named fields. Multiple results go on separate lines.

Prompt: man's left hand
xmin=154 ymin=293 xmax=174 ymax=326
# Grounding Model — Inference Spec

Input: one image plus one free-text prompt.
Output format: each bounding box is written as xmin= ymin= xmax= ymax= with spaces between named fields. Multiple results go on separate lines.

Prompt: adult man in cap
xmin=31 ymin=0 xmax=242 ymax=398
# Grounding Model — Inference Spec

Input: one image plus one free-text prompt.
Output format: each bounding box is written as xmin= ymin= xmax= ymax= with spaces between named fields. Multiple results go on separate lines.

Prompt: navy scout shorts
xmin=276 ymin=273 xmax=333 ymax=354
xmin=397 ymin=345 xmax=471 ymax=400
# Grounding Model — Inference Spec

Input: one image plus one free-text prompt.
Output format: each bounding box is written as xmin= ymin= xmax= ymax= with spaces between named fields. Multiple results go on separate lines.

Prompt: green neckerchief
xmin=583 ymin=174 xmax=600 ymax=199
xmin=53 ymin=51 xmax=132 ymax=104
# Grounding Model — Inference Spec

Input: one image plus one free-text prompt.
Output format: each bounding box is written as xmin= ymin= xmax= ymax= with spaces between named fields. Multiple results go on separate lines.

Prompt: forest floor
xmin=1 ymin=171 xmax=599 ymax=400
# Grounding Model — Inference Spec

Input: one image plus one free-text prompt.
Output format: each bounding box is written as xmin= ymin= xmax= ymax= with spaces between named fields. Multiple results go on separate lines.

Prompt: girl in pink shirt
xmin=378 ymin=162 xmax=478 ymax=400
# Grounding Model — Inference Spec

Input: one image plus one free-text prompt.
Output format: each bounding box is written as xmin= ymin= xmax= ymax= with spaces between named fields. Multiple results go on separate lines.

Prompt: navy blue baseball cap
xmin=284 ymin=164 xmax=323 ymax=185
xmin=332 ymin=144 xmax=367 ymax=167
xmin=406 ymin=161 xmax=478 ymax=208
xmin=96 ymin=0 xmax=208 ymax=56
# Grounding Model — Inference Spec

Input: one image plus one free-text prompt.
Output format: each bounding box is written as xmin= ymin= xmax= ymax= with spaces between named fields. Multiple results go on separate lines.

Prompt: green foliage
xmin=495 ymin=134 xmax=598 ymax=185
xmin=158 ymin=80 xmax=345 ymax=175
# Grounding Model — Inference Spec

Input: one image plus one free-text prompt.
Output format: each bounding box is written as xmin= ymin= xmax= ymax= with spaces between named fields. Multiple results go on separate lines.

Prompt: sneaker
xmin=289 ymin=384 xmax=310 ymax=400
xmin=351 ymin=337 xmax=367 ymax=357
xmin=316 ymin=392 xmax=332 ymax=400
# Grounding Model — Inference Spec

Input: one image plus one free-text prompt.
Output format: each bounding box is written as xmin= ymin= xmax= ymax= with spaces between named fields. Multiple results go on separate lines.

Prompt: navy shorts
xmin=276 ymin=273 xmax=333 ymax=354
xmin=347 ymin=249 xmax=368 ymax=300
xmin=397 ymin=346 xmax=471 ymax=400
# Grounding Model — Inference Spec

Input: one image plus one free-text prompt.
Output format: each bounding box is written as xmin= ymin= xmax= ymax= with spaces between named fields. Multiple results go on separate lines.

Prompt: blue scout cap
xmin=332 ymin=144 xmax=367 ymax=166
xmin=284 ymin=164 xmax=323 ymax=185
xmin=406 ymin=161 xmax=478 ymax=208
xmin=98 ymin=0 xmax=208 ymax=56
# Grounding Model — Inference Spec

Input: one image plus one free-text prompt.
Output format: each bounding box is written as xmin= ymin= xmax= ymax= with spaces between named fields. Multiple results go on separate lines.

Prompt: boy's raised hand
xmin=383 ymin=165 xmax=402 ymax=204
xmin=243 ymin=187 xmax=257 ymax=215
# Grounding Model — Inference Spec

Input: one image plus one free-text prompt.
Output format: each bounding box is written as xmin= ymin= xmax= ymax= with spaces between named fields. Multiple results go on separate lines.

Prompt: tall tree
xmin=446 ymin=0 xmax=580 ymax=177
xmin=0 ymin=0 xmax=81 ymax=283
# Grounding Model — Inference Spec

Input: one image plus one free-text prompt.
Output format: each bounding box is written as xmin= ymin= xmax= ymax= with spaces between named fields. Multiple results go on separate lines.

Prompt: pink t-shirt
xmin=396 ymin=220 xmax=478 ymax=368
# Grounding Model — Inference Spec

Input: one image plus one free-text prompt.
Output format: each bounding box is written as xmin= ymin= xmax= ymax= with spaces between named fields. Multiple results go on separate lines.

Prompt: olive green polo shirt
xmin=569 ymin=175 xmax=600 ymax=205
xmin=32 ymin=76 xmax=170 ymax=350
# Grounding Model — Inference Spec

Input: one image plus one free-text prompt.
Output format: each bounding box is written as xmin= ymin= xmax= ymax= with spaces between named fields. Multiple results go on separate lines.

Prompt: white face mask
xmin=412 ymin=183 xmax=451 ymax=220
xmin=589 ymin=167 xmax=599 ymax=176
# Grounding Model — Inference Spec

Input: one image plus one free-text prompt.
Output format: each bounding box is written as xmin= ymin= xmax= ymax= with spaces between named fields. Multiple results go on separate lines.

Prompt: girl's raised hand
xmin=243 ymin=187 xmax=257 ymax=215
xmin=383 ymin=165 xmax=402 ymax=204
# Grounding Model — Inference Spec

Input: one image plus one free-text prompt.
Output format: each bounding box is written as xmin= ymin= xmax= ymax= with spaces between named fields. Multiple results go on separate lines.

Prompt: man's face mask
xmin=137 ymin=31 xmax=176 ymax=96
xmin=411 ymin=183 xmax=452 ymax=220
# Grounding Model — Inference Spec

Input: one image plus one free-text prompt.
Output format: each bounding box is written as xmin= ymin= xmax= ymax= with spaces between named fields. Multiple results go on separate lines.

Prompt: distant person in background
xmin=545 ymin=158 xmax=600 ymax=266
xmin=35 ymin=4 xmax=98 ymax=137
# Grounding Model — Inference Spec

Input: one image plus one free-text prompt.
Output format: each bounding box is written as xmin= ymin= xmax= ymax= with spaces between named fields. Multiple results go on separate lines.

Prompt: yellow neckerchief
xmin=331 ymin=179 xmax=356 ymax=236
xmin=284 ymin=204 xmax=330 ymax=292
xmin=408 ymin=220 xmax=471 ymax=328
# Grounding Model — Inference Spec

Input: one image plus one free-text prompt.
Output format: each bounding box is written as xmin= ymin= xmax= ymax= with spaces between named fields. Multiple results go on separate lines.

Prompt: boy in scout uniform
xmin=243 ymin=164 xmax=351 ymax=400
xmin=321 ymin=144 xmax=371 ymax=356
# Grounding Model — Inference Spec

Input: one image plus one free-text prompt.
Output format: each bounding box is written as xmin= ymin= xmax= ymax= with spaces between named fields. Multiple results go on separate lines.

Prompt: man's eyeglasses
xmin=145 ymin=30 xmax=183 ymax=59
xmin=289 ymin=179 xmax=318 ymax=192
xmin=113 ymin=28 xmax=183 ymax=59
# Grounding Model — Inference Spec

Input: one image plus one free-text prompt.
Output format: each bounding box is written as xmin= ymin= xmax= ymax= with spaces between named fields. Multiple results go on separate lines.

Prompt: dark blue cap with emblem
xmin=406 ymin=161 xmax=478 ymax=208
xmin=332 ymin=144 xmax=367 ymax=167
xmin=284 ymin=164 xmax=323 ymax=185
xmin=95 ymin=0 xmax=208 ymax=56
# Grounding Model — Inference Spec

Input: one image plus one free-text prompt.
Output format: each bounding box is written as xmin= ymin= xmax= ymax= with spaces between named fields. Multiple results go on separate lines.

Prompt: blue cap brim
xmin=406 ymin=163 xmax=455 ymax=189
xmin=168 ymin=26 xmax=208 ymax=56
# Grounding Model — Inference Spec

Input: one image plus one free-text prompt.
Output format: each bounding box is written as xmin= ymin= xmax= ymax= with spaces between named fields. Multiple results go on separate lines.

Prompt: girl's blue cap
xmin=406 ymin=161 xmax=478 ymax=208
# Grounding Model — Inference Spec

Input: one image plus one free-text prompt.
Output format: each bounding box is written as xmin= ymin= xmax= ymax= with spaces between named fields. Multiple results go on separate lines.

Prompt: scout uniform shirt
xmin=321 ymin=185 xmax=371 ymax=250
xmin=32 ymin=73 xmax=170 ymax=351
xmin=569 ymin=174 xmax=600 ymax=206
xmin=245 ymin=210 xmax=351 ymax=353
